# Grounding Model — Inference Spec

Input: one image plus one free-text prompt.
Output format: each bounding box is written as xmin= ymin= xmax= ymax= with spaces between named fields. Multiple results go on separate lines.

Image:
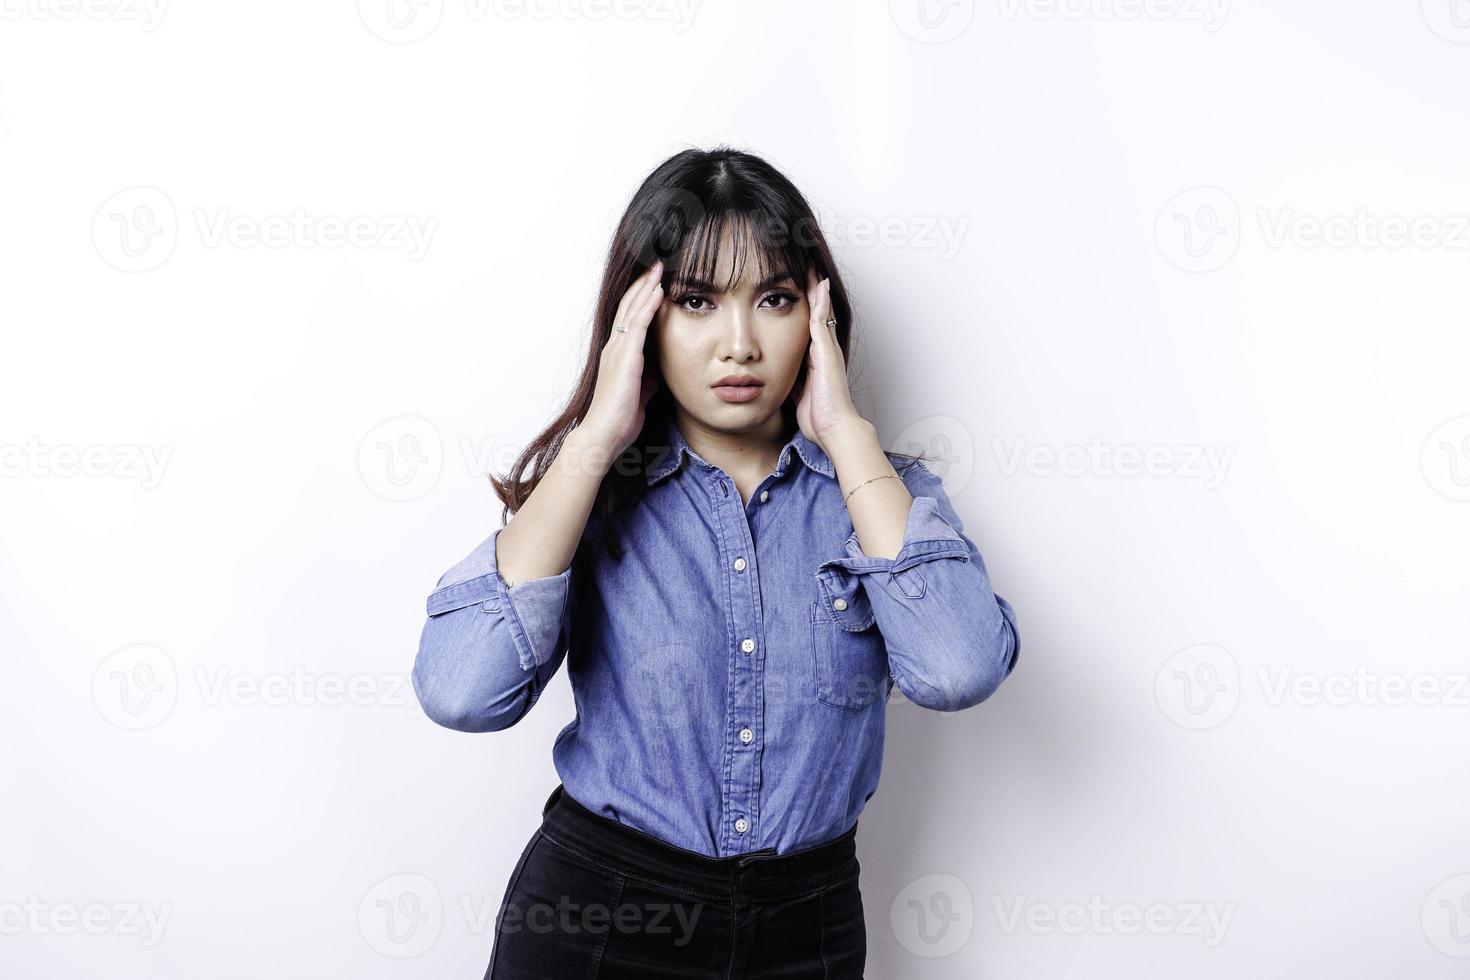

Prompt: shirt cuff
xmin=814 ymin=495 xmax=971 ymax=630
xmin=845 ymin=495 xmax=969 ymax=565
xmin=426 ymin=526 xmax=573 ymax=672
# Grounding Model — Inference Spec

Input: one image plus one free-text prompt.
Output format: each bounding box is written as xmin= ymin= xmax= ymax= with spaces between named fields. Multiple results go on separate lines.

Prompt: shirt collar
xmin=643 ymin=412 xmax=835 ymax=486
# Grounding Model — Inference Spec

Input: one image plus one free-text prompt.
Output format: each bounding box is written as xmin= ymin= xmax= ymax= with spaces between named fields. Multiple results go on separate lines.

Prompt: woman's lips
xmin=712 ymin=383 xmax=764 ymax=403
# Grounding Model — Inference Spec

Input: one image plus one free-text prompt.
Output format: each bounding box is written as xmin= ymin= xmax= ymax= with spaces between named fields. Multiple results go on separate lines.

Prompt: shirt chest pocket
xmin=809 ymin=587 xmax=889 ymax=711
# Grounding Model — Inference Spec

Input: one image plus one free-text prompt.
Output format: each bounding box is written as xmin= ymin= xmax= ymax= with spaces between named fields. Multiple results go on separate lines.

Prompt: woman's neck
xmin=675 ymin=409 xmax=790 ymax=485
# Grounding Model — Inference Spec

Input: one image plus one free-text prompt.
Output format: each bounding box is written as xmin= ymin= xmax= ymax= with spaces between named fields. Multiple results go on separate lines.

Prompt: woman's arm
xmin=817 ymin=434 xmax=1020 ymax=712
xmin=412 ymin=259 xmax=666 ymax=733
xmin=795 ymin=274 xmax=1018 ymax=711
xmin=496 ymin=427 xmax=616 ymax=587
xmin=411 ymin=426 xmax=616 ymax=733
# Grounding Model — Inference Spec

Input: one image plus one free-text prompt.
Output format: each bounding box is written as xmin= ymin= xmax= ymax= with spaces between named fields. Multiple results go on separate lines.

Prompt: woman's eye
xmin=672 ymin=291 xmax=796 ymax=314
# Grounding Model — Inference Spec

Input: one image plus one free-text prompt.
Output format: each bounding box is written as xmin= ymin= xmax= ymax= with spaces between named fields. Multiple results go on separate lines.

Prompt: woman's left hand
xmin=795 ymin=267 xmax=866 ymax=450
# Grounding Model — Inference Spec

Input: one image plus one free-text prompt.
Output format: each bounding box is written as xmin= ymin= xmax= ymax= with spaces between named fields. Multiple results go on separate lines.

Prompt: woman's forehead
xmin=673 ymin=221 xmax=799 ymax=292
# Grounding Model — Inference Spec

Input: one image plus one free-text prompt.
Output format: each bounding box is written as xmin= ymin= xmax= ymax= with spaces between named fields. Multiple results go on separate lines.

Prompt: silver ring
xmin=616 ymin=325 xmax=628 ymax=333
xmin=825 ymin=317 xmax=837 ymax=329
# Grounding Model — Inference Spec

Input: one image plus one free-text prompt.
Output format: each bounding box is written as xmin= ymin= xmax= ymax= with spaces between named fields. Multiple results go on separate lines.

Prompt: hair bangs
xmin=669 ymin=209 xmax=808 ymax=296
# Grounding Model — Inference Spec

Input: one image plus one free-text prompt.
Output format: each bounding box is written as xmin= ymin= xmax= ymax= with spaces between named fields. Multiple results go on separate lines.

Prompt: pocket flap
xmin=814 ymin=569 xmax=876 ymax=631
xmin=426 ymin=573 xmax=501 ymax=616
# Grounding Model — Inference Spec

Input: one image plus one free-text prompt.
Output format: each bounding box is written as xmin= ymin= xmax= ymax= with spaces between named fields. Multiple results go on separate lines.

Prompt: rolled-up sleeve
xmin=411 ymin=524 xmax=574 ymax=733
xmin=814 ymin=460 xmax=1019 ymax=711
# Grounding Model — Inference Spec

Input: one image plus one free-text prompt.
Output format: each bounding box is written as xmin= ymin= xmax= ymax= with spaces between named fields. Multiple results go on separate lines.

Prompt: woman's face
xmin=653 ymin=228 xmax=810 ymax=433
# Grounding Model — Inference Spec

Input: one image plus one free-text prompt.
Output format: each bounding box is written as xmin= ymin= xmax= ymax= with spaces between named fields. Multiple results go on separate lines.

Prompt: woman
xmin=411 ymin=146 xmax=1020 ymax=979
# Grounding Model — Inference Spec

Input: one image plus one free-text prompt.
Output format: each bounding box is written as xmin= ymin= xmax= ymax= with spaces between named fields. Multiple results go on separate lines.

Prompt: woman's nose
xmin=718 ymin=309 xmax=757 ymax=359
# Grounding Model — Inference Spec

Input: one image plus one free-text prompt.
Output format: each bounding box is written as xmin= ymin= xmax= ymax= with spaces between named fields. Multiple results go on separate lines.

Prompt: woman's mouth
xmin=712 ymin=378 xmax=765 ymax=403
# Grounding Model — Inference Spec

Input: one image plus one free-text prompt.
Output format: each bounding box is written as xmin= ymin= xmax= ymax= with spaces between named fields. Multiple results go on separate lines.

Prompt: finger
xmin=614 ymin=259 xmax=664 ymax=328
xmin=643 ymin=257 xmax=664 ymax=294
xmin=610 ymin=275 xmax=663 ymax=351
xmin=629 ymin=259 xmax=663 ymax=315
xmin=809 ymin=277 xmax=832 ymax=336
xmin=639 ymin=264 xmax=665 ymax=315
xmin=637 ymin=281 xmax=664 ymax=331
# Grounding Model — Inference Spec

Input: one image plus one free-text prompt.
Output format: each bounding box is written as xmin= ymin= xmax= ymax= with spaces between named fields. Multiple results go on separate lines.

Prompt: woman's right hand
xmin=581 ymin=259 xmax=665 ymax=456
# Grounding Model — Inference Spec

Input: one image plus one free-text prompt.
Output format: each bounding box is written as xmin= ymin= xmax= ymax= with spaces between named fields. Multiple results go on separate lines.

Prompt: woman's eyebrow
xmin=672 ymin=272 xmax=797 ymax=293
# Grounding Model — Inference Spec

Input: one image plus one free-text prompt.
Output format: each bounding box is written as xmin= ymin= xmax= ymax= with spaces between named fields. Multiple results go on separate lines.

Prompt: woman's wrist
xmin=560 ymin=424 xmax=622 ymax=480
xmin=819 ymin=417 xmax=879 ymax=462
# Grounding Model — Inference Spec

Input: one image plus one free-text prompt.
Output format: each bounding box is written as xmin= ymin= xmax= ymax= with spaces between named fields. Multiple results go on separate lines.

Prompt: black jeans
xmin=484 ymin=783 xmax=866 ymax=979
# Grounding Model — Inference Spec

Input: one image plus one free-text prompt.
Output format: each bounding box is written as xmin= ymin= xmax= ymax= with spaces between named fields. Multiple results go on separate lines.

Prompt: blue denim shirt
xmin=412 ymin=413 xmax=1019 ymax=857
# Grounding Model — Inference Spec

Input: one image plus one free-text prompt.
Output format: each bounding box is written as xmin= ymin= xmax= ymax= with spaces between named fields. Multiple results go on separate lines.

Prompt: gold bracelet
xmin=843 ymin=473 xmax=901 ymax=506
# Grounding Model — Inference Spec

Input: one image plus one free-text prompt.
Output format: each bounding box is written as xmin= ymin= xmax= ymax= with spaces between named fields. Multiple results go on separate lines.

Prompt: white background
xmin=3 ymin=1 xmax=1469 ymax=977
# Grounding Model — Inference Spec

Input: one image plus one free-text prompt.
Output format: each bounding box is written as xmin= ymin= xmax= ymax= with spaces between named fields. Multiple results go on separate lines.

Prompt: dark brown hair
xmin=489 ymin=145 xmax=924 ymax=559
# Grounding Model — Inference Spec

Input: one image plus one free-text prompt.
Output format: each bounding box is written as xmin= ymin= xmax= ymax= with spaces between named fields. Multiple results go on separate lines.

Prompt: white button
xmin=734 ymin=817 xmax=749 ymax=833
xmin=741 ymin=638 xmax=755 ymax=653
xmin=733 ymin=557 xmax=747 ymax=572
xmin=739 ymin=727 xmax=753 ymax=744
xmin=834 ymin=598 xmax=848 ymax=611
xmin=759 ymin=491 xmax=769 ymax=503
